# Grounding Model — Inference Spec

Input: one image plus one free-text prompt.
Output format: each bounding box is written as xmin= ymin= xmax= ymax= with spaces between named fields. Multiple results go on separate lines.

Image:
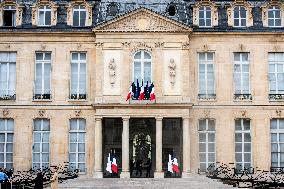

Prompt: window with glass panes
xmin=133 ymin=51 xmax=151 ymax=84
xmin=198 ymin=52 xmax=215 ymax=99
xmin=34 ymin=52 xmax=51 ymax=100
xmin=268 ymin=6 xmax=281 ymax=27
xmin=269 ymin=53 xmax=284 ymax=95
xmin=0 ymin=119 xmax=14 ymax=169
xmin=69 ymin=119 xmax=86 ymax=172
xmin=0 ymin=52 xmax=16 ymax=99
xmin=199 ymin=6 xmax=211 ymax=27
xmin=3 ymin=6 xmax=16 ymax=27
xmin=235 ymin=119 xmax=251 ymax=170
xmin=198 ymin=119 xmax=215 ymax=172
xmin=70 ymin=52 xmax=86 ymax=100
xmin=73 ymin=5 xmax=86 ymax=27
xmin=32 ymin=119 xmax=50 ymax=170
xmin=38 ymin=6 xmax=51 ymax=26
xmin=271 ymin=119 xmax=284 ymax=167
xmin=233 ymin=53 xmax=250 ymax=94
xmin=234 ymin=6 xmax=246 ymax=27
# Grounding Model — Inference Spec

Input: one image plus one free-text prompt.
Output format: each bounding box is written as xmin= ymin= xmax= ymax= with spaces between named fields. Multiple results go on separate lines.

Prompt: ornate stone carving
xmin=2 ymin=109 xmax=9 ymax=117
xmin=182 ymin=42 xmax=190 ymax=49
xmin=75 ymin=110 xmax=81 ymax=117
xmin=93 ymin=7 xmax=191 ymax=33
xmin=168 ymin=58 xmax=176 ymax=86
xmin=94 ymin=42 xmax=104 ymax=48
xmin=240 ymin=110 xmax=247 ymax=117
xmin=121 ymin=42 xmax=131 ymax=48
xmin=38 ymin=110 xmax=45 ymax=117
xmin=238 ymin=44 xmax=245 ymax=51
xmin=108 ymin=58 xmax=116 ymax=85
xmin=154 ymin=42 xmax=164 ymax=48
xmin=41 ymin=44 xmax=46 ymax=50
xmin=204 ymin=109 xmax=210 ymax=118
xmin=77 ymin=44 xmax=82 ymax=50
xmin=132 ymin=42 xmax=152 ymax=53
xmin=276 ymin=109 xmax=282 ymax=117
xmin=203 ymin=44 xmax=209 ymax=51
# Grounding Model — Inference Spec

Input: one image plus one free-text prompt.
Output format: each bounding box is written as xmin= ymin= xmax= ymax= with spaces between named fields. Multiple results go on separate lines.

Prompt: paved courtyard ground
xmin=54 ymin=175 xmax=236 ymax=189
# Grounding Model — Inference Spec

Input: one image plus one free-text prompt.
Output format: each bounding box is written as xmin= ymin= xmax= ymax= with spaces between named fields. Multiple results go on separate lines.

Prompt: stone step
xmin=49 ymin=176 xmax=236 ymax=189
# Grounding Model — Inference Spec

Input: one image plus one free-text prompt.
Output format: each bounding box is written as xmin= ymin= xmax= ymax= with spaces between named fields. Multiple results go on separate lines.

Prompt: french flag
xmin=111 ymin=157 xmax=118 ymax=174
xmin=126 ymin=83 xmax=134 ymax=101
xmin=150 ymin=83 xmax=155 ymax=101
xmin=139 ymin=82 xmax=145 ymax=100
xmin=106 ymin=153 xmax=112 ymax=173
xmin=172 ymin=158 xmax=180 ymax=173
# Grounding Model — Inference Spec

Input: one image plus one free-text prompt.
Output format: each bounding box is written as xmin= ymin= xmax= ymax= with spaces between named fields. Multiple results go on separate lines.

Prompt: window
xmin=198 ymin=52 xmax=215 ymax=99
xmin=271 ymin=119 xmax=284 ymax=167
xmin=70 ymin=53 xmax=86 ymax=100
xmin=0 ymin=119 xmax=14 ymax=169
xmin=38 ymin=6 xmax=51 ymax=26
xmin=269 ymin=53 xmax=284 ymax=99
xmin=3 ymin=6 xmax=16 ymax=27
xmin=73 ymin=5 xmax=86 ymax=27
xmin=32 ymin=119 xmax=50 ymax=170
xmin=69 ymin=119 xmax=86 ymax=172
xmin=34 ymin=52 xmax=51 ymax=100
xmin=234 ymin=6 xmax=246 ymax=27
xmin=233 ymin=53 xmax=251 ymax=100
xmin=268 ymin=6 xmax=281 ymax=27
xmin=0 ymin=52 xmax=16 ymax=100
xmin=235 ymin=119 xmax=251 ymax=171
xmin=199 ymin=119 xmax=215 ymax=172
xmin=107 ymin=3 xmax=118 ymax=17
xmin=199 ymin=6 xmax=211 ymax=27
xmin=133 ymin=51 xmax=151 ymax=84
xmin=168 ymin=5 xmax=176 ymax=17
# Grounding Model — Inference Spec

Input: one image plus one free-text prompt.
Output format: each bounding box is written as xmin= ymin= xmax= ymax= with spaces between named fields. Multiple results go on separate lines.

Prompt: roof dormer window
xmin=268 ymin=6 xmax=281 ymax=27
xmin=233 ymin=6 xmax=246 ymax=27
xmin=3 ymin=6 xmax=16 ymax=27
xmin=199 ymin=6 xmax=212 ymax=27
xmin=73 ymin=5 xmax=86 ymax=27
xmin=38 ymin=6 xmax=51 ymax=26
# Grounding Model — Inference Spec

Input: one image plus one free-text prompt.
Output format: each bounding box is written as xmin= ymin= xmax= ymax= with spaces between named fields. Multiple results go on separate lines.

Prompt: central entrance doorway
xmin=129 ymin=118 xmax=155 ymax=178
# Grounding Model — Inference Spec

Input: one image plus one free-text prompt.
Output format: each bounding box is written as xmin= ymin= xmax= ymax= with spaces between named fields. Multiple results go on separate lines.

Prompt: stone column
xmin=121 ymin=117 xmax=130 ymax=178
xmin=154 ymin=117 xmax=164 ymax=178
xmin=93 ymin=117 xmax=103 ymax=178
xmin=182 ymin=117 xmax=191 ymax=178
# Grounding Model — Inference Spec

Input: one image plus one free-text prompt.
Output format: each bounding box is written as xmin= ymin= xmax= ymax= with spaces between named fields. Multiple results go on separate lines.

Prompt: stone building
xmin=0 ymin=0 xmax=283 ymax=178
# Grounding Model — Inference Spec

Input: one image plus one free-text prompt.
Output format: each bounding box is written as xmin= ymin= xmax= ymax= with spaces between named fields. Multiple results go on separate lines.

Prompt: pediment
xmin=93 ymin=7 xmax=192 ymax=33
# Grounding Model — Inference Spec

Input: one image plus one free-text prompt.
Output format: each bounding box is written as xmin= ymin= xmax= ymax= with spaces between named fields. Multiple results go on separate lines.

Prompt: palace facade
xmin=0 ymin=0 xmax=283 ymax=178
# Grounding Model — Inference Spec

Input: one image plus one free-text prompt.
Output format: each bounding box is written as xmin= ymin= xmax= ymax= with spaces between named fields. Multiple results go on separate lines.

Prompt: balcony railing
xmin=69 ymin=94 xmax=87 ymax=100
xmin=33 ymin=93 xmax=52 ymax=100
xmin=198 ymin=94 xmax=216 ymax=100
xmin=0 ymin=94 xmax=16 ymax=100
xmin=234 ymin=94 xmax=252 ymax=101
xmin=269 ymin=94 xmax=284 ymax=101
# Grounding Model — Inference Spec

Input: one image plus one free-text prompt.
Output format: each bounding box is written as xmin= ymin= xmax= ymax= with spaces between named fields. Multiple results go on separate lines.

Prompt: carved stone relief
xmin=108 ymin=58 xmax=116 ymax=85
xmin=169 ymin=58 xmax=176 ymax=86
xmin=2 ymin=109 xmax=9 ymax=117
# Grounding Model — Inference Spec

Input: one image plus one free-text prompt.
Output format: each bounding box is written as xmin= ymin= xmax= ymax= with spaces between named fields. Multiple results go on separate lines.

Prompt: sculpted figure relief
xmin=108 ymin=58 xmax=116 ymax=85
xmin=168 ymin=58 xmax=176 ymax=86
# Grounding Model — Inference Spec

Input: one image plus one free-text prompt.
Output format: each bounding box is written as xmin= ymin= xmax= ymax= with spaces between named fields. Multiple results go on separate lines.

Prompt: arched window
xmin=133 ymin=51 xmax=152 ymax=84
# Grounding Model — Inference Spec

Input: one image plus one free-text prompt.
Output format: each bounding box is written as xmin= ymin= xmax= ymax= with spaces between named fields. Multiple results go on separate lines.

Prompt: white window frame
xmin=73 ymin=5 xmax=86 ymax=27
xmin=34 ymin=52 xmax=52 ymax=99
xmin=0 ymin=119 xmax=14 ymax=169
xmin=0 ymin=52 xmax=16 ymax=99
xmin=269 ymin=53 xmax=284 ymax=95
xmin=235 ymin=119 xmax=252 ymax=170
xmin=199 ymin=6 xmax=212 ymax=27
xmin=70 ymin=52 xmax=87 ymax=100
xmin=270 ymin=119 xmax=284 ymax=168
xmin=132 ymin=51 xmax=152 ymax=84
xmin=198 ymin=52 xmax=215 ymax=99
xmin=3 ymin=6 xmax=16 ymax=27
xmin=268 ymin=6 xmax=282 ymax=27
xmin=198 ymin=119 xmax=216 ymax=172
xmin=69 ymin=119 xmax=86 ymax=173
xmin=38 ymin=5 xmax=52 ymax=26
xmin=32 ymin=119 xmax=50 ymax=170
xmin=233 ymin=53 xmax=250 ymax=94
xmin=233 ymin=6 xmax=247 ymax=27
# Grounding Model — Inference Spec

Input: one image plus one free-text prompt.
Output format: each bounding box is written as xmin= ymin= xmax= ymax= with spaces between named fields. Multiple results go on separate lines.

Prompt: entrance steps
xmin=53 ymin=175 xmax=236 ymax=189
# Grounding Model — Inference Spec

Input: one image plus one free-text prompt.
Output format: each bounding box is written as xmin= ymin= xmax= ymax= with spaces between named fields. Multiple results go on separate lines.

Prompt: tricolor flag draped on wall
xmin=126 ymin=82 xmax=134 ymax=101
xmin=106 ymin=153 xmax=112 ymax=173
xmin=111 ymin=157 xmax=118 ymax=173
xmin=150 ymin=83 xmax=155 ymax=101
xmin=167 ymin=154 xmax=180 ymax=173
xmin=139 ymin=82 xmax=145 ymax=100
